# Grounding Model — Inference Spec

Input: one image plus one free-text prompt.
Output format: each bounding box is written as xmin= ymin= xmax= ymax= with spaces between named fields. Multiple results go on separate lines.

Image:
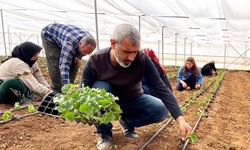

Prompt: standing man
xmin=81 ymin=23 xmax=192 ymax=150
xmin=41 ymin=23 xmax=96 ymax=92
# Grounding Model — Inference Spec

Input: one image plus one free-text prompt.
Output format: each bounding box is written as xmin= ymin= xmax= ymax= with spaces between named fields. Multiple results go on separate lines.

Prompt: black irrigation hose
xmin=0 ymin=111 xmax=40 ymax=125
xmin=182 ymin=74 xmax=225 ymax=150
xmin=1 ymin=91 xmax=59 ymax=125
xmin=139 ymin=118 xmax=173 ymax=150
xmin=139 ymin=73 xmax=225 ymax=150
xmin=0 ymin=104 xmax=39 ymax=115
xmin=139 ymin=90 xmax=215 ymax=150
xmin=39 ymin=112 xmax=60 ymax=118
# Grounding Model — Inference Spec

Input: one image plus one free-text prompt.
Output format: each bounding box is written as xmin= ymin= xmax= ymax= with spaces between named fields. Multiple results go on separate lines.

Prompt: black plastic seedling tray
xmin=37 ymin=91 xmax=60 ymax=116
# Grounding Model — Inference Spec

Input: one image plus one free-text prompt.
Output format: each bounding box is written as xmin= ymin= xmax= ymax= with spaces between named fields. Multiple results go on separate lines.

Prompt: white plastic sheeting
xmin=0 ymin=0 xmax=161 ymax=35
xmin=126 ymin=0 xmax=250 ymax=44
xmin=0 ymin=0 xmax=162 ymax=50
xmin=0 ymin=0 xmax=250 ymax=70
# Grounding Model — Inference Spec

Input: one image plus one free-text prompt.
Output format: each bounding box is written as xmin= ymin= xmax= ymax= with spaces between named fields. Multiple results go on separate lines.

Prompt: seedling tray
xmin=37 ymin=91 xmax=60 ymax=116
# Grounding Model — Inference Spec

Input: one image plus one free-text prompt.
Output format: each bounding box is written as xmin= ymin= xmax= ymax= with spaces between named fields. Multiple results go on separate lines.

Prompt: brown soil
xmin=189 ymin=71 xmax=250 ymax=150
xmin=0 ymin=71 xmax=249 ymax=150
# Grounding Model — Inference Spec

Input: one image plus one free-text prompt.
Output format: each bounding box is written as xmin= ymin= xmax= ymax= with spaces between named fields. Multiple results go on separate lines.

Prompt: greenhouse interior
xmin=0 ymin=1 xmax=250 ymax=150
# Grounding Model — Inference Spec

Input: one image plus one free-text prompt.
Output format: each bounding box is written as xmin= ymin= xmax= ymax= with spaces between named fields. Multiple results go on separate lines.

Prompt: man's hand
xmin=75 ymin=57 xmax=82 ymax=68
xmin=176 ymin=116 xmax=192 ymax=140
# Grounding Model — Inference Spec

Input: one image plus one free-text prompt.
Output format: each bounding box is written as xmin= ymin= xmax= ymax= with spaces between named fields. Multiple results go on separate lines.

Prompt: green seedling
xmin=181 ymin=107 xmax=186 ymax=113
xmin=14 ymin=102 xmax=22 ymax=109
xmin=197 ymin=108 xmax=204 ymax=117
xmin=1 ymin=111 xmax=11 ymax=121
xmin=27 ymin=104 xmax=36 ymax=113
xmin=186 ymin=133 xmax=198 ymax=143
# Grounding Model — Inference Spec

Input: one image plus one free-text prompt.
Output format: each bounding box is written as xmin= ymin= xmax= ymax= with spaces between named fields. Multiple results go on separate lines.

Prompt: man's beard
xmin=113 ymin=51 xmax=131 ymax=68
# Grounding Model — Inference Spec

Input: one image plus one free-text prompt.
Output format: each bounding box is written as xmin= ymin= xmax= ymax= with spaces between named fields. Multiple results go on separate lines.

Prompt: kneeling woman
xmin=0 ymin=42 xmax=52 ymax=104
xmin=176 ymin=57 xmax=202 ymax=91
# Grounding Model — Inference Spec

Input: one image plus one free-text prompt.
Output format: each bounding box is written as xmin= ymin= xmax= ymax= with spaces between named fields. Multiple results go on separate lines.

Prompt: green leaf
xmin=14 ymin=102 xmax=22 ymax=109
xmin=79 ymin=103 xmax=94 ymax=116
xmin=1 ymin=111 xmax=11 ymax=121
xmin=73 ymin=102 xmax=79 ymax=109
xmin=108 ymin=112 xmax=116 ymax=121
xmin=187 ymin=133 xmax=198 ymax=143
xmin=181 ymin=107 xmax=186 ymax=112
xmin=27 ymin=104 xmax=36 ymax=113
xmin=98 ymin=99 xmax=111 ymax=108
xmin=61 ymin=84 xmax=71 ymax=94
xmin=64 ymin=112 xmax=75 ymax=121
xmin=62 ymin=100 xmax=74 ymax=110
xmin=71 ymin=91 xmax=80 ymax=100
xmin=197 ymin=108 xmax=204 ymax=117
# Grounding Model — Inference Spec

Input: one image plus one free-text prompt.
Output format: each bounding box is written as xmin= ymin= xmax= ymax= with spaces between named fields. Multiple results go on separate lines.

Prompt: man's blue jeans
xmin=92 ymin=81 xmax=169 ymax=137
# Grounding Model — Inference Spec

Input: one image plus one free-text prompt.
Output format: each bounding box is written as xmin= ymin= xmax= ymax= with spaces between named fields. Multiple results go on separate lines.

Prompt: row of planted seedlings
xmin=170 ymin=72 xmax=225 ymax=149
xmin=181 ymin=71 xmax=225 ymax=150
xmin=0 ymin=102 xmax=38 ymax=124
xmin=138 ymin=71 xmax=225 ymax=150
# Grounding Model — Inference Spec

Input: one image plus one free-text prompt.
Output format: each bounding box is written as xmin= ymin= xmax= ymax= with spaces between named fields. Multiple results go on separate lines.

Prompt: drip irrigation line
xmin=182 ymin=74 xmax=225 ymax=150
xmin=0 ymin=104 xmax=39 ymax=115
xmin=139 ymin=73 xmax=224 ymax=150
xmin=0 ymin=111 xmax=40 ymax=125
xmin=139 ymin=118 xmax=173 ymax=150
xmin=39 ymin=112 xmax=60 ymax=118
xmin=139 ymin=78 xmax=214 ymax=150
xmin=17 ymin=111 xmax=40 ymax=119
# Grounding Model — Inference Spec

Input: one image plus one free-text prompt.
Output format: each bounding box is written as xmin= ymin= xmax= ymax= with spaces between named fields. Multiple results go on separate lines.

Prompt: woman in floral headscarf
xmin=0 ymin=41 xmax=52 ymax=104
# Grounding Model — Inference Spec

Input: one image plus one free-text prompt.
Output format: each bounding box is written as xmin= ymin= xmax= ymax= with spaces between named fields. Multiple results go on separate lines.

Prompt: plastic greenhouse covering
xmin=0 ymin=0 xmax=250 ymax=70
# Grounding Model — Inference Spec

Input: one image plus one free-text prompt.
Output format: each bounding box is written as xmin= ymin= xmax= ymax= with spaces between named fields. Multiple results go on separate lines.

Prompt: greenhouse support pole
xmin=162 ymin=26 xmax=165 ymax=65
xmin=138 ymin=16 xmax=141 ymax=34
xmin=94 ymin=0 xmax=99 ymax=50
xmin=175 ymin=33 xmax=178 ymax=67
xmin=9 ymin=29 xmax=12 ymax=53
xmin=1 ymin=9 xmax=7 ymax=56
xmin=223 ymin=44 xmax=226 ymax=69
xmin=184 ymin=38 xmax=187 ymax=61
xmin=8 ymin=27 xmax=10 ymax=54
xmin=158 ymin=40 xmax=160 ymax=57
xmin=245 ymin=44 xmax=247 ymax=58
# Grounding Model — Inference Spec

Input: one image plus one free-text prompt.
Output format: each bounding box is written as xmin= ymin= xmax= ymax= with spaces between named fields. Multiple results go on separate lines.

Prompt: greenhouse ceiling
xmin=1 ymin=0 xmax=250 ymax=45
